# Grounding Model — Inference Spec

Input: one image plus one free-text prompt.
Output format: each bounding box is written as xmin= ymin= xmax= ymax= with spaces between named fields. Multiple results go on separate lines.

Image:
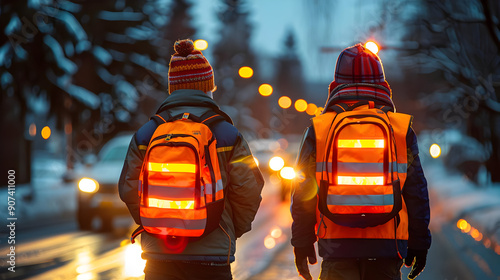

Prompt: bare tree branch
xmin=479 ymin=0 xmax=500 ymax=52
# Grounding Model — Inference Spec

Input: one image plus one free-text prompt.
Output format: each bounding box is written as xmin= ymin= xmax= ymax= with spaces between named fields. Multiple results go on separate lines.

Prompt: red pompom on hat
xmin=168 ymin=39 xmax=215 ymax=94
xmin=327 ymin=43 xmax=394 ymax=108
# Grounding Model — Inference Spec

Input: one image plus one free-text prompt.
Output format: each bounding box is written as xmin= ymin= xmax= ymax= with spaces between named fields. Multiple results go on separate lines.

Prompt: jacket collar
xmin=156 ymin=89 xmax=233 ymax=124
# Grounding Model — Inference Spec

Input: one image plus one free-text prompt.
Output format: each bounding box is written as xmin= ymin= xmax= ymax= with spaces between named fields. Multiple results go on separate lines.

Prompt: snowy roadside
xmin=425 ymin=162 xmax=500 ymax=252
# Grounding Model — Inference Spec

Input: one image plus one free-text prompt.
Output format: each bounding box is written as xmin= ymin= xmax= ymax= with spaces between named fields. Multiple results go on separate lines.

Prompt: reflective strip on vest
xmin=316 ymin=162 xmax=407 ymax=174
xmin=148 ymin=162 xmax=196 ymax=173
xmin=203 ymin=179 xmax=223 ymax=195
xmin=141 ymin=217 xmax=206 ymax=230
xmin=148 ymin=185 xmax=195 ymax=199
xmin=337 ymin=176 xmax=384 ymax=185
xmin=327 ymin=194 xmax=394 ymax=206
xmin=148 ymin=198 xmax=195 ymax=209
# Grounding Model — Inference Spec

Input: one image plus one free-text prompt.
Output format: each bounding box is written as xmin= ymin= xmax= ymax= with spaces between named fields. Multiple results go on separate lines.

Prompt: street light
xmin=364 ymin=41 xmax=379 ymax=54
xmin=306 ymin=103 xmax=318 ymax=115
xmin=193 ymin=39 xmax=208 ymax=51
xmin=258 ymin=84 xmax=273 ymax=96
xmin=295 ymin=99 xmax=307 ymax=112
xmin=41 ymin=126 xmax=51 ymax=140
xmin=429 ymin=144 xmax=441 ymax=158
xmin=238 ymin=66 xmax=253 ymax=78
xmin=278 ymin=96 xmax=292 ymax=109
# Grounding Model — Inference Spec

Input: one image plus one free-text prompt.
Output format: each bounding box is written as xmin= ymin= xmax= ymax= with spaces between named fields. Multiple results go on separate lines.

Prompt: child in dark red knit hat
xmin=327 ymin=43 xmax=395 ymax=110
xmin=291 ymin=43 xmax=431 ymax=280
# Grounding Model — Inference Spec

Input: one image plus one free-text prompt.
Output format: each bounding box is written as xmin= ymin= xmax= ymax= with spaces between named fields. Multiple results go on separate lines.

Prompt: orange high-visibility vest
xmin=312 ymin=106 xmax=412 ymax=242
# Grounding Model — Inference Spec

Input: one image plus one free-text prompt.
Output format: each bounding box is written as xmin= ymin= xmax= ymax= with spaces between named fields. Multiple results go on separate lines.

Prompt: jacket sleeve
xmin=291 ymin=126 xmax=319 ymax=248
xmin=226 ymin=133 xmax=265 ymax=238
xmin=118 ymin=134 xmax=147 ymax=225
xmin=402 ymin=128 xmax=432 ymax=250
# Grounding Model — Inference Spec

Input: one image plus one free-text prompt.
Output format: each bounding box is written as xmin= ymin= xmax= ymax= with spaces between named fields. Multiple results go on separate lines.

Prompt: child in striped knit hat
xmin=168 ymin=39 xmax=216 ymax=96
xmin=120 ymin=39 xmax=264 ymax=280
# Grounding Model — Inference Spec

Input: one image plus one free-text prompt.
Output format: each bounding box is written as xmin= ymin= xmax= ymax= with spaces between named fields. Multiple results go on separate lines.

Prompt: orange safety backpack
xmin=131 ymin=111 xmax=225 ymax=243
xmin=317 ymin=101 xmax=402 ymax=228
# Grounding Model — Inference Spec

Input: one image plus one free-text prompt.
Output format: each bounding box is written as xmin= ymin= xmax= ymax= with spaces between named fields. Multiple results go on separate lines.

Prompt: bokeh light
xmin=238 ymin=66 xmax=253 ymax=78
xmin=258 ymin=83 xmax=273 ymax=96
xmin=364 ymin=41 xmax=379 ymax=54
xmin=295 ymin=99 xmax=307 ymax=112
xmin=430 ymin=144 xmax=441 ymax=158
xmin=269 ymin=156 xmax=285 ymax=171
xmin=278 ymin=96 xmax=292 ymax=109
xmin=306 ymin=103 xmax=318 ymax=115
xmin=264 ymin=235 xmax=276 ymax=249
xmin=29 ymin=123 xmax=36 ymax=137
xmin=41 ymin=126 xmax=51 ymax=139
xmin=280 ymin=167 xmax=296 ymax=180
xmin=193 ymin=39 xmax=208 ymax=51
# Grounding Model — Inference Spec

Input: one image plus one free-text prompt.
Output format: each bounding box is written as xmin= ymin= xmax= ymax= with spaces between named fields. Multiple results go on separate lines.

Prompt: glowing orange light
xmin=306 ymin=103 xmax=318 ymax=115
xmin=148 ymin=163 xmax=196 ymax=173
xmin=483 ymin=238 xmax=491 ymax=248
xmin=148 ymin=198 xmax=194 ymax=209
xmin=280 ymin=167 xmax=296 ymax=180
xmin=270 ymin=227 xmax=282 ymax=239
xmin=193 ymin=39 xmax=208 ymax=51
xmin=29 ymin=123 xmax=36 ymax=137
xmin=264 ymin=235 xmax=276 ymax=249
xmin=338 ymin=139 xmax=385 ymax=148
xmin=470 ymin=228 xmax=480 ymax=239
xmin=337 ymin=176 xmax=384 ymax=185
xmin=457 ymin=219 xmax=468 ymax=230
xmin=294 ymin=99 xmax=308 ymax=112
xmin=494 ymin=245 xmax=500 ymax=255
xmin=364 ymin=41 xmax=379 ymax=54
xmin=41 ymin=126 xmax=51 ymax=140
xmin=258 ymin=84 xmax=273 ymax=96
xmin=474 ymin=232 xmax=483 ymax=242
xmin=238 ymin=66 xmax=254 ymax=78
xmin=278 ymin=96 xmax=292 ymax=109
xmin=463 ymin=223 xmax=472 ymax=233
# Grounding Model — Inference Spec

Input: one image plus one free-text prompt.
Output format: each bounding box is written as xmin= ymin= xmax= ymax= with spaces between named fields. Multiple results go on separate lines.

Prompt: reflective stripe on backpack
xmin=317 ymin=108 xmax=403 ymax=228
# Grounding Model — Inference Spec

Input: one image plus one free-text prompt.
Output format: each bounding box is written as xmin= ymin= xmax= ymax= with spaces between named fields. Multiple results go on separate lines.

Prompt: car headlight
xmin=280 ymin=167 xmax=296 ymax=180
xmin=78 ymin=178 xmax=99 ymax=193
xmin=269 ymin=156 xmax=285 ymax=171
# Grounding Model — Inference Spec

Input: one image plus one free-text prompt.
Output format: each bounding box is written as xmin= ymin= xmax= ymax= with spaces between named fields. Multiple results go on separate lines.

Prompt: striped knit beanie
xmin=327 ymin=43 xmax=394 ymax=108
xmin=168 ymin=39 xmax=215 ymax=94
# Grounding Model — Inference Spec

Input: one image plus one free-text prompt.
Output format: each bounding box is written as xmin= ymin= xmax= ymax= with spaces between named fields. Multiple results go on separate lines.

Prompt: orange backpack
xmin=131 ymin=111 xmax=225 ymax=242
xmin=317 ymin=101 xmax=402 ymax=228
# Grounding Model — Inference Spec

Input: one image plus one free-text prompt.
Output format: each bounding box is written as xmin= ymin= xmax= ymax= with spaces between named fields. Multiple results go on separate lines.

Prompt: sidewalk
xmin=426 ymin=162 xmax=500 ymax=253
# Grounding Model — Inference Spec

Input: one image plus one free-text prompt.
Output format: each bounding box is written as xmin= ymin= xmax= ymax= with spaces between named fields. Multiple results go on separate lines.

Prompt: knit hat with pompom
xmin=327 ymin=43 xmax=394 ymax=108
xmin=168 ymin=39 xmax=215 ymax=94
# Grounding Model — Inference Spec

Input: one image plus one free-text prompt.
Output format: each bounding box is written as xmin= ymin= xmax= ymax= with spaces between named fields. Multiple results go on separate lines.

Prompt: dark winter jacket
xmin=291 ymin=100 xmax=432 ymax=259
xmin=119 ymin=89 xmax=264 ymax=263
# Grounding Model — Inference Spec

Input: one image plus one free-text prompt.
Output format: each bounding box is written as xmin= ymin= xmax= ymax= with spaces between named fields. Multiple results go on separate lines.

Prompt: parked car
xmin=76 ymin=133 xmax=132 ymax=231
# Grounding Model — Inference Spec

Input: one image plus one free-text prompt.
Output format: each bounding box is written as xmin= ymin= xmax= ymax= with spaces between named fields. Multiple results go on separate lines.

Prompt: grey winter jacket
xmin=119 ymin=89 xmax=264 ymax=263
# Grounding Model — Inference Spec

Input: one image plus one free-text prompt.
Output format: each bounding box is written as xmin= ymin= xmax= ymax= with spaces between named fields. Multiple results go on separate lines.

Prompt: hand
xmin=404 ymin=249 xmax=427 ymax=279
xmin=294 ymin=245 xmax=317 ymax=280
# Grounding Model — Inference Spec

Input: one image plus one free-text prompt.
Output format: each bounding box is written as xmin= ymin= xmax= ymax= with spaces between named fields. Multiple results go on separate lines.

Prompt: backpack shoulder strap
xmin=150 ymin=110 xmax=172 ymax=125
xmin=330 ymin=103 xmax=349 ymax=114
xmin=199 ymin=111 xmax=226 ymax=128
